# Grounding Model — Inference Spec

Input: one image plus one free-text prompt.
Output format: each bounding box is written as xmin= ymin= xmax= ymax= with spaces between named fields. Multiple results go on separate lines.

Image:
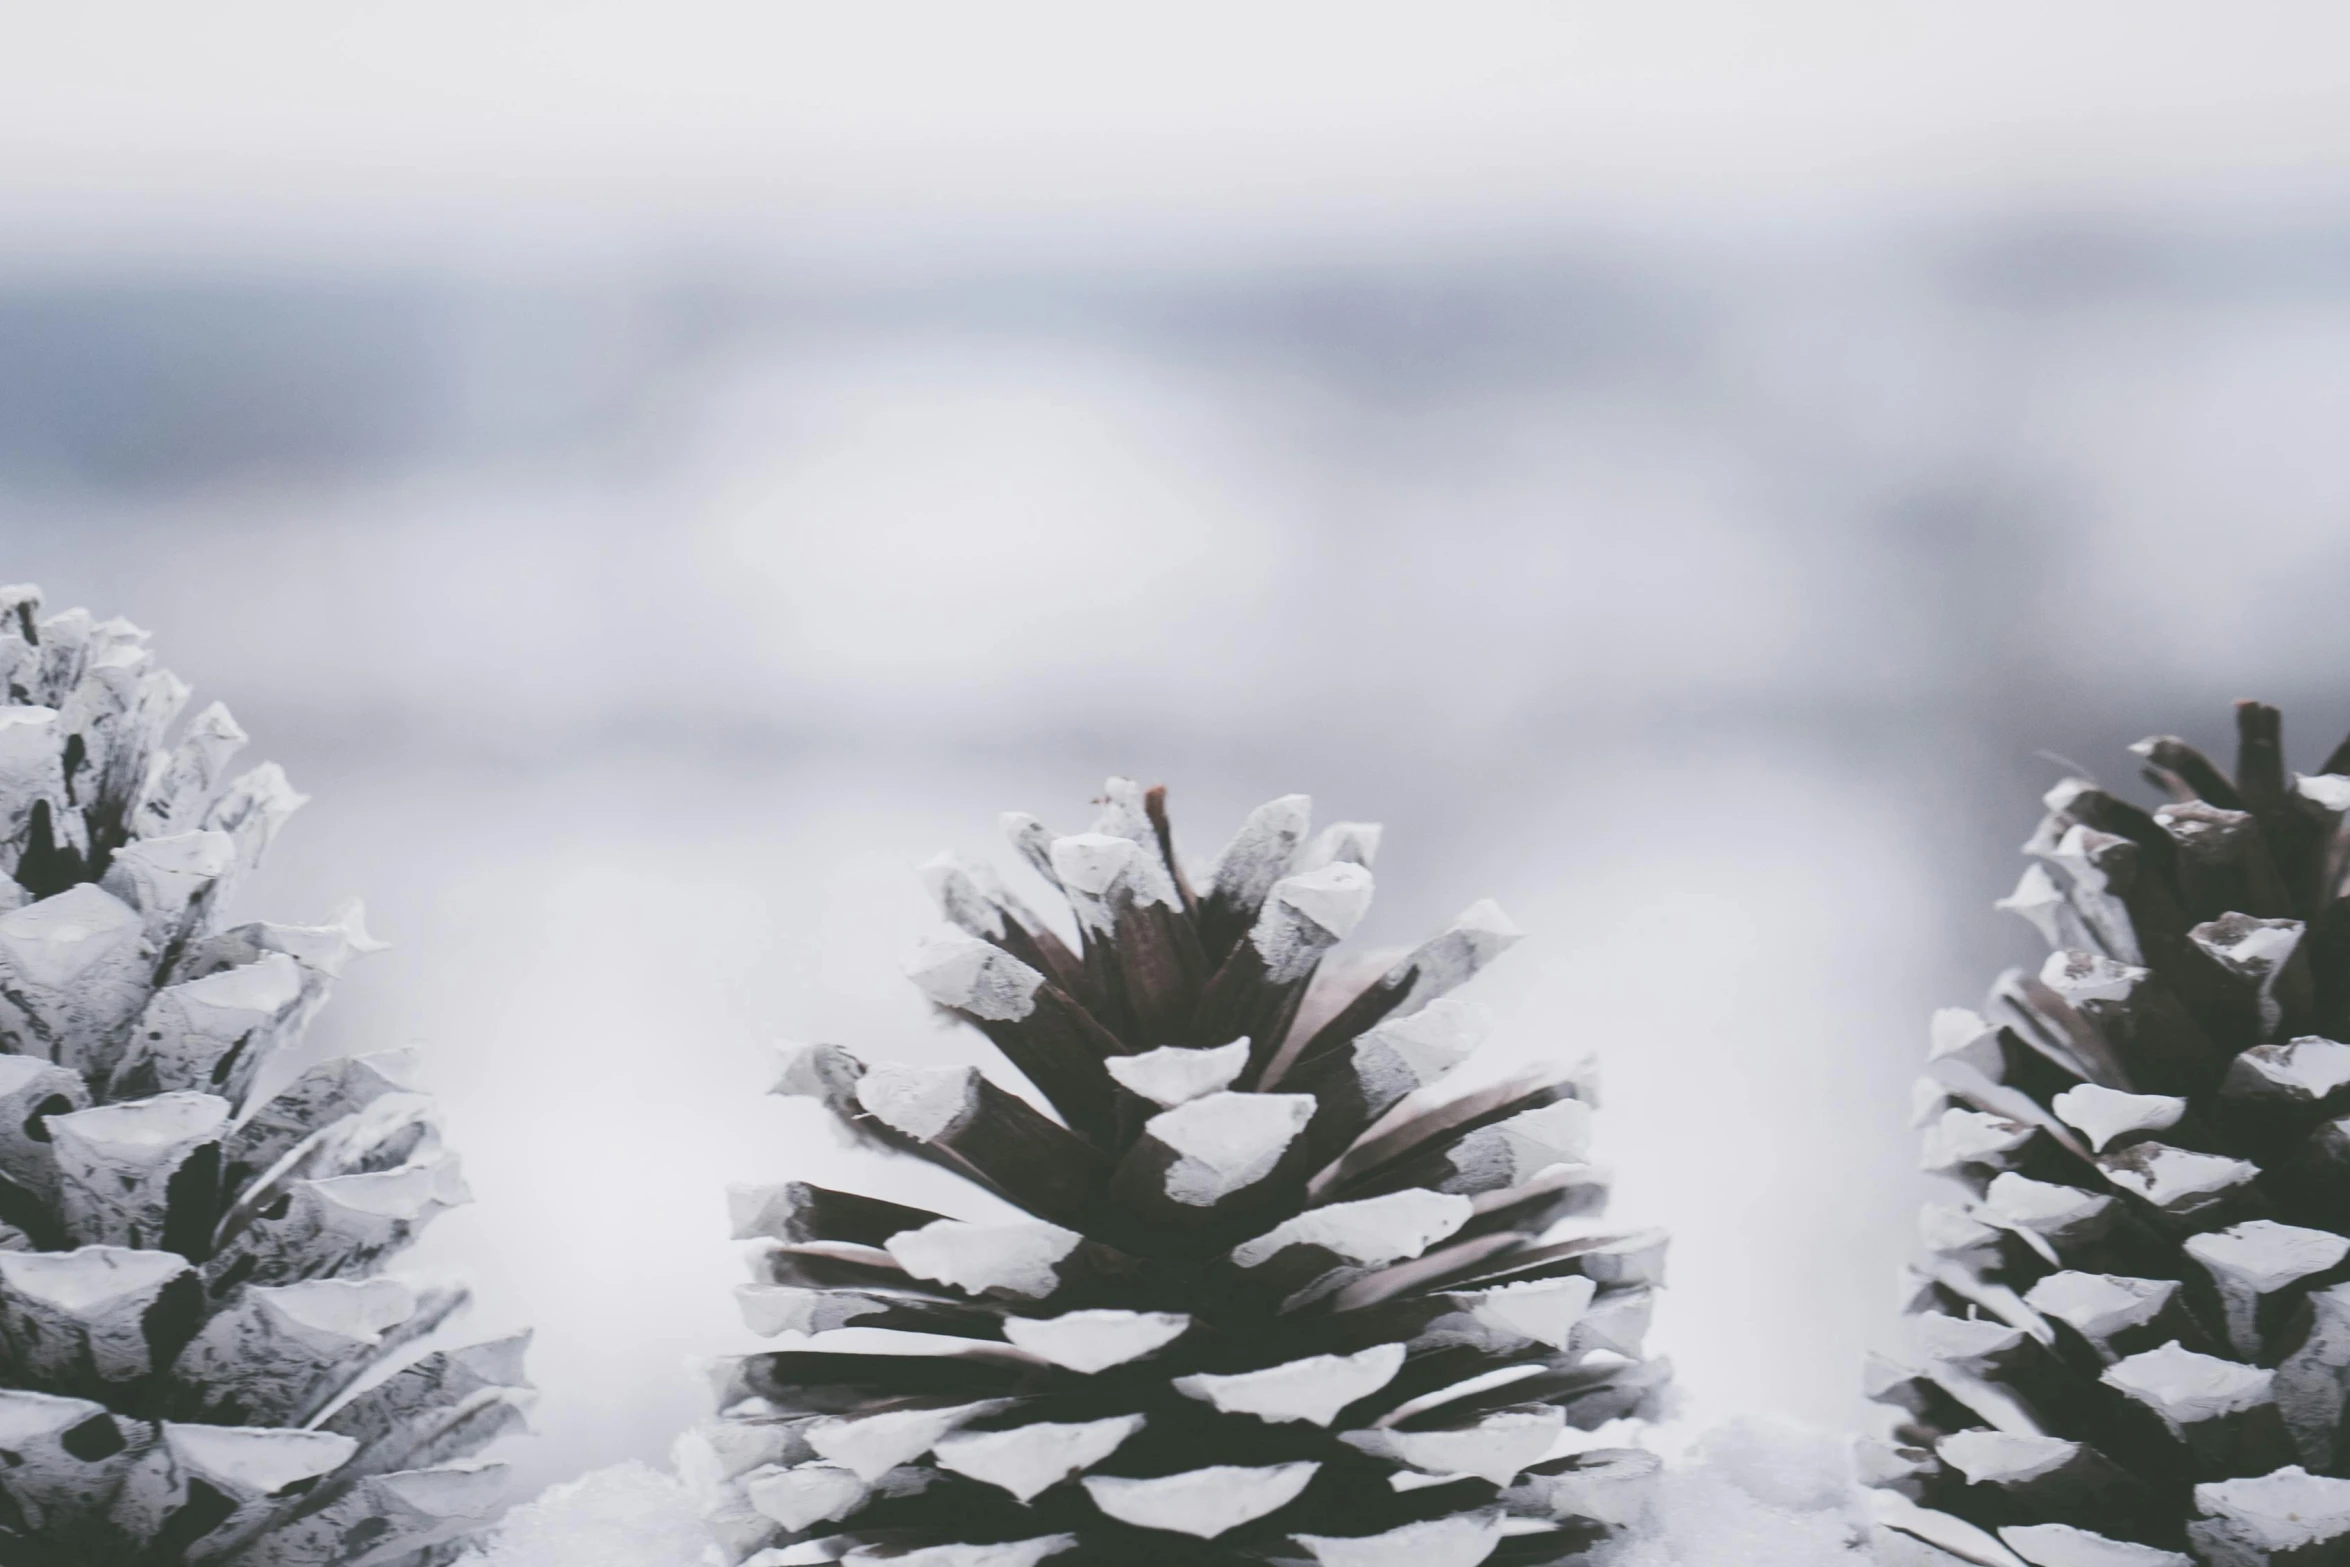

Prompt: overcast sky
xmin=5 ymin=4 xmax=2349 ymax=266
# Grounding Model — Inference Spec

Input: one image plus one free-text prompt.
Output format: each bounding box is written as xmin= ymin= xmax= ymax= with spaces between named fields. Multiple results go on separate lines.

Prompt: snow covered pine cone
xmin=0 ymin=589 xmax=527 ymax=1566
xmin=1873 ymin=702 xmax=2350 ymax=1566
xmin=690 ymin=781 xmax=1671 ymax=1567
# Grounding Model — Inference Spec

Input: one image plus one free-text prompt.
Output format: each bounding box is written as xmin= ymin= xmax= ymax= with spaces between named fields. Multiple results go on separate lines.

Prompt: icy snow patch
xmin=463 ymin=1461 xmax=710 ymax=1567
xmin=1596 ymin=1419 xmax=1870 ymax=1567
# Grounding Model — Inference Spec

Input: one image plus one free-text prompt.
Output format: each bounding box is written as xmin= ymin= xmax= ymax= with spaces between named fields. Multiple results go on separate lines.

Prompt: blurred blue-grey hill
xmin=4 ymin=1 xmax=2350 ymax=1500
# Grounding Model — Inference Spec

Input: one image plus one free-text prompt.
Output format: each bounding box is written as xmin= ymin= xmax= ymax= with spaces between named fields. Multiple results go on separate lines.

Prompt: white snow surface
xmin=464 ymin=1461 xmax=711 ymax=1567
xmin=1595 ymin=1419 xmax=1872 ymax=1567
xmin=465 ymin=1418 xmax=1880 ymax=1567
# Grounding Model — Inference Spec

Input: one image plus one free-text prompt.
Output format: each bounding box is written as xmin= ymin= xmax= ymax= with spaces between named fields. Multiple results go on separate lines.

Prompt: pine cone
xmin=0 ymin=588 xmax=527 ymax=1566
xmin=1873 ymin=701 xmax=2350 ymax=1566
xmin=690 ymin=780 xmax=1670 ymax=1567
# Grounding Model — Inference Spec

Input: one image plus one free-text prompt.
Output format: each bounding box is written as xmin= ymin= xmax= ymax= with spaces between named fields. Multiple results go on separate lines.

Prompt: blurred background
xmin=5 ymin=0 xmax=2350 ymax=1501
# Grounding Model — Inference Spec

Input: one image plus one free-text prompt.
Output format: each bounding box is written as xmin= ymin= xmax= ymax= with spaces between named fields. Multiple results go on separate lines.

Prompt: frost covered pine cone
xmin=688 ymin=781 xmax=1671 ymax=1567
xmin=1873 ymin=702 xmax=2350 ymax=1566
xmin=0 ymin=588 xmax=528 ymax=1566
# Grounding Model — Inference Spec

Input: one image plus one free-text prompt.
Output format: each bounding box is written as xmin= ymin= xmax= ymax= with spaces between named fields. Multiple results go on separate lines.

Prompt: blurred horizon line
xmin=7 ymin=162 xmax=2350 ymax=286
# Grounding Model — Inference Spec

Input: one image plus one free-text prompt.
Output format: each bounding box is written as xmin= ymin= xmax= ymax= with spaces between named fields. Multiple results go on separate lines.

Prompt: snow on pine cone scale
xmin=0 ymin=589 xmax=527 ymax=1567
xmin=689 ymin=782 xmax=1671 ymax=1567
xmin=1872 ymin=702 xmax=2350 ymax=1567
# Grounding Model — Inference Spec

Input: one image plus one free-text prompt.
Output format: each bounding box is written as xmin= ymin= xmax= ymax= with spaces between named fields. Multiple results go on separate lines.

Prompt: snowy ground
xmin=464 ymin=1418 xmax=1880 ymax=1567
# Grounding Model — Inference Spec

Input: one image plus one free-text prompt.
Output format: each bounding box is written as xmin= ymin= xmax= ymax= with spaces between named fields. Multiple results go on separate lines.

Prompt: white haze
xmin=2 ymin=6 xmax=2349 ymax=1507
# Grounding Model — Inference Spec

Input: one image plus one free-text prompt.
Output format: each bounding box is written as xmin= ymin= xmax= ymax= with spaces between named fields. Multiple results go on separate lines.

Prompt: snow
xmin=1173 ymin=1343 xmax=1407 ymax=1427
xmin=1595 ymin=1419 xmax=1872 ymax=1567
xmin=464 ymin=1462 xmax=713 ymax=1567
xmin=1104 ymin=1039 xmax=1250 ymax=1106
xmin=467 ymin=1420 xmax=1880 ymax=1566
xmin=1150 ymin=1091 xmax=1315 ymax=1204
